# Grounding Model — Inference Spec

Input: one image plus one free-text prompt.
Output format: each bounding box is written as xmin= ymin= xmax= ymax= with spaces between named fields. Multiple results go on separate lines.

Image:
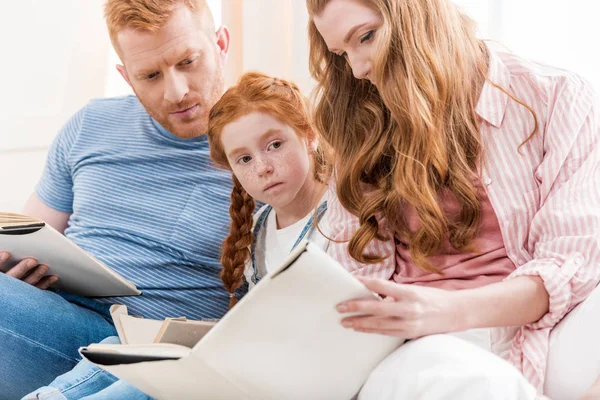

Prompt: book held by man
xmin=80 ymin=241 xmax=405 ymax=400
xmin=0 ymin=212 xmax=140 ymax=297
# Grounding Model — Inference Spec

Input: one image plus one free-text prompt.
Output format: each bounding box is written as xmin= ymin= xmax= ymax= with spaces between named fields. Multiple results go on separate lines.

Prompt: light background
xmin=2 ymin=0 xmax=599 ymax=211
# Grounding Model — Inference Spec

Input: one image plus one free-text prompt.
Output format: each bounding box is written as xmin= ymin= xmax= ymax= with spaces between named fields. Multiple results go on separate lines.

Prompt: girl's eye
xmin=268 ymin=141 xmax=282 ymax=150
xmin=239 ymin=156 xmax=252 ymax=164
xmin=360 ymin=30 xmax=375 ymax=43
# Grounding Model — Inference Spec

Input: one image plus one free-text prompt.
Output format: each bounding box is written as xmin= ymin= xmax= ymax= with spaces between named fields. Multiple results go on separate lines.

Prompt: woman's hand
xmin=337 ymin=276 xmax=465 ymax=339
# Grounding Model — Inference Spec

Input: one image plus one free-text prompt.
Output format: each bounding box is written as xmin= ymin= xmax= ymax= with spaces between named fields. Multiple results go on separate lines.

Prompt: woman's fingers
xmin=342 ymin=315 xmax=410 ymax=334
xmin=337 ymin=297 xmax=401 ymax=317
xmin=356 ymin=276 xmax=407 ymax=299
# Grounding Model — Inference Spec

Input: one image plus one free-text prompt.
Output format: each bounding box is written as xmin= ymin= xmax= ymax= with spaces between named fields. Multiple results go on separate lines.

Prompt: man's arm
xmin=23 ymin=192 xmax=72 ymax=234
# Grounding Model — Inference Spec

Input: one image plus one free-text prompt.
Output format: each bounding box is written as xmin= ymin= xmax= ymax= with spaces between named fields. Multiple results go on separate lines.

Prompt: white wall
xmin=500 ymin=0 xmax=600 ymax=90
xmin=222 ymin=0 xmax=313 ymax=93
xmin=0 ymin=1 xmax=109 ymax=212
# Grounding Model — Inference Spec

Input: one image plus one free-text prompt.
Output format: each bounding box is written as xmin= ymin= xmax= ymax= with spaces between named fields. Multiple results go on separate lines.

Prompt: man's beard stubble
xmin=134 ymin=69 xmax=224 ymax=139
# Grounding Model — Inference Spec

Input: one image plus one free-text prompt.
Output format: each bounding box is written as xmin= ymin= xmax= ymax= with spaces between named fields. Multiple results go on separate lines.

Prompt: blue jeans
xmin=23 ymin=337 xmax=153 ymax=400
xmin=0 ymin=273 xmax=117 ymax=399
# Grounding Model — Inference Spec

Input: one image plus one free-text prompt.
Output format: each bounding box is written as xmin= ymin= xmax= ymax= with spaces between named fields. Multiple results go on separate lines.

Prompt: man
xmin=0 ymin=1 xmax=232 ymax=397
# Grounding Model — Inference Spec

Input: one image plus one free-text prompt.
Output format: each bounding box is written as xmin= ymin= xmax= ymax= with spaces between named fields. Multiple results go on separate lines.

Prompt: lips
xmin=263 ymin=182 xmax=282 ymax=192
xmin=170 ymin=104 xmax=199 ymax=116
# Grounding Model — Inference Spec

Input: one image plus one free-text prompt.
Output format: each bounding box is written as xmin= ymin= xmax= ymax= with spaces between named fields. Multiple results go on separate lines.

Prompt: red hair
xmin=104 ymin=0 xmax=214 ymax=55
xmin=208 ymin=72 xmax=330 ymax=308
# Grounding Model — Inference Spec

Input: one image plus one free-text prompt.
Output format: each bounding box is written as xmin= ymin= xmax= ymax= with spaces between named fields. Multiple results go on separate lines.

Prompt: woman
xmin=306 ymin=0 xmax=600 ymax=398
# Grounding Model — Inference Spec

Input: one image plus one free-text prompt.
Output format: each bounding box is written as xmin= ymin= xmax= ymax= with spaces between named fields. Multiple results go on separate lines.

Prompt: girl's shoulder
xmin=252 ymin=203 xmax=272 ymax=226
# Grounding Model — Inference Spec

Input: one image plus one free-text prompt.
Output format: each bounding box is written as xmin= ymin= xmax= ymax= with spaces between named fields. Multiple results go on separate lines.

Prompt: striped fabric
xmin=37 ymin=95 xmax=233 ymax=320
xmin=326 ymin=44 xmax=600 ymax=393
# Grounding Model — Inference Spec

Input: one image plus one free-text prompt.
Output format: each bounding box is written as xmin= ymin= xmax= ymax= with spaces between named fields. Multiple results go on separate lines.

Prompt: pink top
xmin=327 ymin=43 xmax=600 ymax=393
xmin=395 ymin=179 xmax=516 ymax=290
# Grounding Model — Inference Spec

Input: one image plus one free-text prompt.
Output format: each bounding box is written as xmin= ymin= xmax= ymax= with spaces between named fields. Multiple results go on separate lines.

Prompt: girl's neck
xmin=274 ymin=178 xmax=327 ymax=230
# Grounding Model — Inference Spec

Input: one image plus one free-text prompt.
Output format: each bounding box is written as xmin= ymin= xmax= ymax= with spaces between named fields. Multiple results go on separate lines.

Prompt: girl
xmin=306 ymin=0 xmax=600 ymax=398
xmin=23 ymin=72 xmax=332 ymax=400
xmin=207 ymin=71 xmax=331 ymax=306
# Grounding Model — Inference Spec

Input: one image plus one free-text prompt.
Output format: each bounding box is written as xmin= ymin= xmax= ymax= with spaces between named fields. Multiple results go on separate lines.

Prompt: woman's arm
xmin=336 ymin=275 xmax=548 ymax=338
xmin=454 ymin=276 xmax=549 ymax=331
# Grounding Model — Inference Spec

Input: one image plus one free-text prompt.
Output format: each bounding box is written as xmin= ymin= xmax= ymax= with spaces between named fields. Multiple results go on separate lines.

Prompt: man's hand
xmin=0 ymin=252 xmax=58 ymax=290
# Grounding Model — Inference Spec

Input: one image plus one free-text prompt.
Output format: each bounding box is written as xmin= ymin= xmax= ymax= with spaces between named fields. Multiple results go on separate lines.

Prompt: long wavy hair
xmin=208 ymin=72 xmax=330 ymax=308
xmin=307 ymin=0 xmax=537 ymax=272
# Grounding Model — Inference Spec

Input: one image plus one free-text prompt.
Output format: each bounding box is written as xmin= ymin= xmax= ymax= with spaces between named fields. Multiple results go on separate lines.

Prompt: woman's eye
xmin=360 ymin=31 xmax=375 ymax=43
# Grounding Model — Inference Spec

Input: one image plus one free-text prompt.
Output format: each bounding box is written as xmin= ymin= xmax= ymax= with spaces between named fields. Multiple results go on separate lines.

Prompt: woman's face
xmin=313 ymin=0 xmax=383 ymax=85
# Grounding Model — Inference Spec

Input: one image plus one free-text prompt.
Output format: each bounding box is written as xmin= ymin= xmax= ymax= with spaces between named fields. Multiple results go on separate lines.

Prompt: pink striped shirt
xmin=326 ymin=44 xmax=600 ymax=393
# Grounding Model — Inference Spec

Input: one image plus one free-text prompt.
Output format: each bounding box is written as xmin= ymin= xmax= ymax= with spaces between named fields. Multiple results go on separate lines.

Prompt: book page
xmin=119 ymin=315 xmax=164 ymax=345
xmin=155 ymin=320 xmax=216 ymax=348
xmin=84 ymin=343 xmax=191 ymax=359
xmin=0 ymin=212 xmax=41 ymax=228
xmin=83 ymin=243 xmax=404 ymax=400
xmin=0 ymin=219 xmax=140 ymax=296
xmin=110 ymin=304 xmax=129 ymax=344
xmin=98 ymin=355 xmax=251 ymax=400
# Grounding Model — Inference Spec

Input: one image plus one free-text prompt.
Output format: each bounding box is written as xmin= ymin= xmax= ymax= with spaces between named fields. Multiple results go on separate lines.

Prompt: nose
xmin=348 ymin=54 xmax=371 ymax=80
xmin=255 ymin=156 xmax=274 ymax=177
xmin=163 ymin=70 xmax=189 ymax=104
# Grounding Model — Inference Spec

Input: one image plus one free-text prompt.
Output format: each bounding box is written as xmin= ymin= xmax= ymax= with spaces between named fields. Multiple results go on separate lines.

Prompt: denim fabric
xmin=22 ymin=337 xmax=153 ymax=400
xmin=79 ymin=379 xmax=153 ymax=400
xmin=0 ymin=273 xmax=117 ymax=399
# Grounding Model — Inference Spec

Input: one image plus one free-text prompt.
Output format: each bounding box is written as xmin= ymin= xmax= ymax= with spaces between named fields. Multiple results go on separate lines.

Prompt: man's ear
xmin=116 ymin=64 xmax=132 ymax=87
xmin=215 ymin=26 xmax=231 ymax=61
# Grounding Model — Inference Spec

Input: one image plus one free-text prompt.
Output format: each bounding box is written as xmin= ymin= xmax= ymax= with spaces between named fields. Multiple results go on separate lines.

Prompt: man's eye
xmin=146 ymin=72 xmax=159 ymax=80
xmin=180 ymin=59 xmax=194 ymax=66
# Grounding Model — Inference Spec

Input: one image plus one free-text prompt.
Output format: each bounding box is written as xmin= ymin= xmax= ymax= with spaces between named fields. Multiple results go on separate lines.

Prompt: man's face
xmin=116 ymin=5 xmax=229 ymax=138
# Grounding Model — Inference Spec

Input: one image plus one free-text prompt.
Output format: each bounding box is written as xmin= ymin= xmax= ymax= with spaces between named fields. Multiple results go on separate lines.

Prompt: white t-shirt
xmin=264 ymin=210 xmax=313 ymax=274
xmin=243 ymin=198 xmax=330 ymax=290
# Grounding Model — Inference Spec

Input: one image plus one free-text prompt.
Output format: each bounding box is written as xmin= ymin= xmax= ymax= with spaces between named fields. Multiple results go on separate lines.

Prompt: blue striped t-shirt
xmin=36 ymin=95 xmax=233 ymax=320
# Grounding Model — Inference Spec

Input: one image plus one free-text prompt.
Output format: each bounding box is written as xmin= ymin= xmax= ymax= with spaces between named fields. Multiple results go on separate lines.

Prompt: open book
xmin=0 ymin=212 xmax=140 ymax=297
xmin=81 ymin=241 xmax=405 ymax=400
xmin=109 ymin=304 xmax=216 ymax=346
xmin=81 ymin=306 xmax=217 ymax=364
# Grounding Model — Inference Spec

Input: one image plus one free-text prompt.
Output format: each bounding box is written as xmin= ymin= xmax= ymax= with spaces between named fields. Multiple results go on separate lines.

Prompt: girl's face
xmin=220 ymin=112 xmax=314 ymax=211
xmin=313 ymin=0 xmax=383 ymax=85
